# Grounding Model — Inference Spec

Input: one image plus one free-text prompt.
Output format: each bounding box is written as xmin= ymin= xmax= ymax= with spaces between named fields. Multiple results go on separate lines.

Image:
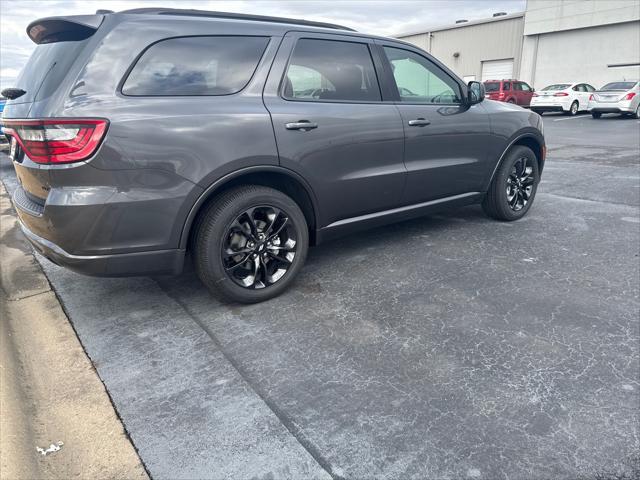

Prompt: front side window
xmin=123 ymin=36 xmax=269 ymax=96
xmin=384 ymin=47 xmax=461 ymax=104
xmin=283 ymin=39 xmax=381 ymax=102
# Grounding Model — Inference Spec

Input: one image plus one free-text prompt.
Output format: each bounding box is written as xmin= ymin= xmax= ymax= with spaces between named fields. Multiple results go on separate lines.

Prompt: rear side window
xmin=484 ymin=82 xmax=500 ymax=92
xmin=503 ymin=82 xmax=511 ymax=91
xmin=122 ymin=36 xmax=269 ymax=96
xmin=283 ymin=39 xmax=381 ymax=102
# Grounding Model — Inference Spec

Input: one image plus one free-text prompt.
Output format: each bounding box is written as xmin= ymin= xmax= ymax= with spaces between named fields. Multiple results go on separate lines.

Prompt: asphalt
xmin=1 ymin=112 xmax=638 ymax=480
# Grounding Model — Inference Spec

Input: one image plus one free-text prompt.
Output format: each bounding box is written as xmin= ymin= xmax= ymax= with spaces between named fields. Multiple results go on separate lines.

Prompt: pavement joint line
xmin=153 ymin=278 xmax=342 ymax=480
xmin=6 ymin=289 xmax=51 ymax=302
xmin=539 ymin=191 xmax=637 ymax=208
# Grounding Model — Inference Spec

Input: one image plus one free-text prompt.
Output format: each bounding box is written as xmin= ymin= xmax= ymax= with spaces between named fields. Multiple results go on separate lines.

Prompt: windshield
xmin=542 ymin=84 xmax=570 ymax=91
xmin=601 ymin=82 xmax=637 ymax=91
xmin=484 ymin=82 xmax=500 ymax=92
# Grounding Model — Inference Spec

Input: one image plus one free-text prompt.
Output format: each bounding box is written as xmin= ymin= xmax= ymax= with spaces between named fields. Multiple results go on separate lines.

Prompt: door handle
xmin=408 ymin=118 xmax=430 ymax=127
xmin=285 ymin=121 xmax=318 ymax=131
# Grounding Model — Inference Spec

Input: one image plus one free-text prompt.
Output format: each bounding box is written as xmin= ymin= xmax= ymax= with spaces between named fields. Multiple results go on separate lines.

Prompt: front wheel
xmin=194 ymin=185 xmax=308 ymax=303
xmin=482 ymin=145 xmax=540 ymax=221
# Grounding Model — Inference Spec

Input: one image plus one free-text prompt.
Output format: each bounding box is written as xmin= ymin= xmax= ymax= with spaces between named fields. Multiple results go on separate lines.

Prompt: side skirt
xmin=315 ymin=192 xmax=482 ymax=244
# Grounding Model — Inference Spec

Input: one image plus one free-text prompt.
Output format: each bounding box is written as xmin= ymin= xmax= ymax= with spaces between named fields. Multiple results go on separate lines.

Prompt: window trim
xmin=376 ymin=42 xmax=465 ymax=106
xmin=118 ymin=35 xmax=271 ymax=98
xmin=278 ymin=36 xmax=384 ymax=104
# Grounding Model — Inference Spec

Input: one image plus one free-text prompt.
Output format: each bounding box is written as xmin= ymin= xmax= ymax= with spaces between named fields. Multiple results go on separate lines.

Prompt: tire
xmin=633 ymin=105 xmax=640 ymax=119
xmin=591 ymin=111 xmax=602 ymax=119
xmin=193 ymin=185 xmax=308 ymax=304
xmin=565 ymin=101 xmax=578 ymax=116
xmin=482 ymin=145 xmax=540 ymax=221
xmin=507 ymin=99 xmax=516 ymax=104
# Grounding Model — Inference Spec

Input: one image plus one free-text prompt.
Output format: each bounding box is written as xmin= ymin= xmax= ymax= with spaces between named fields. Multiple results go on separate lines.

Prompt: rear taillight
xmin=498 ymin=92 xmax=505 ymax=99
xmin=625 ymin=92 xmax=636 ymax=100
xmin=554 ymin=92 xmax=569 ymax=97
xmin=589 ymin=94 xmax=594 ymax=100
xmin=1 ymin=118 xmax=108 ymax=164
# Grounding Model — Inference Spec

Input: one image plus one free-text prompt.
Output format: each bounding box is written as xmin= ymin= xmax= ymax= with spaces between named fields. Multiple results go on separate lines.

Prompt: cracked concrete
xmin=1 ymin=113 xmax=638 ymax=479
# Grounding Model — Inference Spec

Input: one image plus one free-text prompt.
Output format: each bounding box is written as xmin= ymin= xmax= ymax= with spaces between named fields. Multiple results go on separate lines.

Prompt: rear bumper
xmin=589 ymin=106 xmax=634 ymax=114
xmin=530 ymin=105 xmax=564 ymax=113
xmin=18 ymin=218 xmax=185 ymax=277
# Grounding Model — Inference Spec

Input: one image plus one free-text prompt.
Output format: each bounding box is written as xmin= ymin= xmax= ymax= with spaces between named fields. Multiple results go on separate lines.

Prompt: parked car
xmin=588 ymin=81 xmax=640 ymax=118
xmin=483 ymin=79 xmax=535 ymax=107
xmin=0 ymin=97 xmax=7 ymax=150
xmin=530 ymin=82 xmax=595 ymax=116
xmin=1 ymin=9 xmax=545 ymax=303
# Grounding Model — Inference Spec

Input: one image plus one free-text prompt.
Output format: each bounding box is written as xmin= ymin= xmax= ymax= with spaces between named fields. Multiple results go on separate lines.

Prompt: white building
xmin=396 ymin=0 xmax=640 ymax=89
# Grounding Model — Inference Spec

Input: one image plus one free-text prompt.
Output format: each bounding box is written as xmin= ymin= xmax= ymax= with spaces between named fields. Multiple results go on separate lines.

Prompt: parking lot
xmin=1 ymin=112 xmax=639 ymax=479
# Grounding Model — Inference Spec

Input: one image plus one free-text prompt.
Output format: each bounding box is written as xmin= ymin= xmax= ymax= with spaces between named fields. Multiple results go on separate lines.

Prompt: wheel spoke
xmin=267 ymin=216 xmax=289 ymax=240
xmin=267 ymin=251 xmax=293 ymax=265
xmin=264 ymin=208 xmax=282 ymax=236
xmin=225 ymin=253 xmax=252 ymax=272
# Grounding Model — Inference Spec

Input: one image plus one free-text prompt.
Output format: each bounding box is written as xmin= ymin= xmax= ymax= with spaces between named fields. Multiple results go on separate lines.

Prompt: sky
xmin=0 ymin=0 xmax=526 ymax=90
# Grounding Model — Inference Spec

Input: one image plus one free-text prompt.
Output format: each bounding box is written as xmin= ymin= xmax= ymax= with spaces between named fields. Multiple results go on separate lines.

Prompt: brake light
xmin=498 ymin=92 xmax=505 ymax=99
xmin=589 ymin=94 xmax=594 ymax=100
xmin=554 ymin=92 xmax=569 ymax=97
xmin=1 ymin=118 xmax=108 ymax=164
xmin=625 ymin=92 xmax=636 ymax=100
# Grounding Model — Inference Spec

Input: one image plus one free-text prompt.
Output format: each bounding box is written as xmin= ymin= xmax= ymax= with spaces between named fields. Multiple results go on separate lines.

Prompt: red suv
xmin=484 ymin=79 xmax=534 ymax=107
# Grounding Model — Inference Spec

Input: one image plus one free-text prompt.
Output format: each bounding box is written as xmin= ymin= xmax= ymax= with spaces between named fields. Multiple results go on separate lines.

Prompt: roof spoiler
xmin=27 ymin=14 xmax=104 ymax=44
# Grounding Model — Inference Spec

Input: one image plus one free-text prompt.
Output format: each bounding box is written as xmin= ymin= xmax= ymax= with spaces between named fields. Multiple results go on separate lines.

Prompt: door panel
xmin=263 ymin=34 xmax=406 ymax=227
xmin=379 ymin=43 xmax=492 ymax=204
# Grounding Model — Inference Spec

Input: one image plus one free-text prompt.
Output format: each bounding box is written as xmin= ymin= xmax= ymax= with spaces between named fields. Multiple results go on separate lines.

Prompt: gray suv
xmin=2 ymin=9 xmax=545 ymax=303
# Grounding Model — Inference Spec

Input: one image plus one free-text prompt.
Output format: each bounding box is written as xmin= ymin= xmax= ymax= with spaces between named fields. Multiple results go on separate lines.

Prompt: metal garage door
xmin=481 ymin=59 xmax=514 ymax=81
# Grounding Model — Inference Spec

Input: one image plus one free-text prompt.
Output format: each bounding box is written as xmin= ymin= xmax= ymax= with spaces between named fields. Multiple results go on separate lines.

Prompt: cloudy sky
xmin=0 ymin=0 xmax=525 ymax=89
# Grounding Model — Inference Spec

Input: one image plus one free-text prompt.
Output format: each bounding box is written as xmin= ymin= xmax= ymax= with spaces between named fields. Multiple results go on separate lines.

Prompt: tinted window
xmin=123 ymin=36 xmax=269 ymax=96
xmin=503 ymin=82 xmax=511 ymax=91
xmin=283 ymin=39 xmax=380 ymax=102
xmin=519 ymin=82 xmax=532 ymax=92
xmin=601 ymin=82 xmax=637 ymax=91
xmin=12 ymin=40 xmax=88 ymax=104
xmin=384 ymin=47 xmax=461 ymax=104
xmin=585 ymin=84 xmax=596 ymax=92
xmin=484 ymin=82 xmax=500 ymax=92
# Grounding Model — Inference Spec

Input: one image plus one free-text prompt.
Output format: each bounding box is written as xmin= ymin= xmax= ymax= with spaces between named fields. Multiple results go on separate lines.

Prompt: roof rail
xmin=119 ymin=8 xmax=356 ymax=31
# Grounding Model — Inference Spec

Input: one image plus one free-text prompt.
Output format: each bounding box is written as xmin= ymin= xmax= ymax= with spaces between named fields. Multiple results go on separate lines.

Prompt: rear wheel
xmin=507 ymin=99 xmax=516 ymax=104
xmin=482 ymin=145 xmax=539 ymax=221
xmin=194 ymin=185 xmax=308 ymax=303
xmin=591 ymin=111 xmax=602 ymax=119
xmin=566 ymin=101 xmax=579 ymax=116
xmin=633 ymin=105 xmax=640 ymax=119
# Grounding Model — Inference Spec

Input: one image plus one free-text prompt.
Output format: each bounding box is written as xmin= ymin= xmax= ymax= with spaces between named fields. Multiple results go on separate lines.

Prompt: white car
xmin=588 ymin=81 xmax=640 ymax=119
xmin=530 ymin=82 xmax=596 ymax=116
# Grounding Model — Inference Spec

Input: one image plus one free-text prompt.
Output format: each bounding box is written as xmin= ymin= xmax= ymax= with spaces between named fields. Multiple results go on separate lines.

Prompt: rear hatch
xmin=2 ymin=15 xmax=103 ymax=205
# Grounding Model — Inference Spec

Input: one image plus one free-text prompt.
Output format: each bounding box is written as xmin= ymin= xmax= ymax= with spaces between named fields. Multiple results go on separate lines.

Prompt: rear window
xmin=11 ymin=40 xmax=89 ymax=104
xmin=484 ymin=82 xmax=500 ymax=92
xmin=122 ymin=36 xmax=269 ymax=96
xmin=601 ymin=82 xmax=637 ymax=91
xmin=542 ymin=84 xmax=570 ymax=91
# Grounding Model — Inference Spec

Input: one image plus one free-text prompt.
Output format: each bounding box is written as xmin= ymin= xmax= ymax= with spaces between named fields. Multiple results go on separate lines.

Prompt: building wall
xmin=520 ymin=21 xmax=640 ymax=89
xmin=398 ymin=16 xmax=524 ymax=81
xmin=524 ymin=0 xmax=640 ymax=35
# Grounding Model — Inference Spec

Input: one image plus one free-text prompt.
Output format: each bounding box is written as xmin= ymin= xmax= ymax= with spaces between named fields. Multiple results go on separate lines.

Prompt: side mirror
xmin=467 ymin=81 xmax=485 ymax=105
